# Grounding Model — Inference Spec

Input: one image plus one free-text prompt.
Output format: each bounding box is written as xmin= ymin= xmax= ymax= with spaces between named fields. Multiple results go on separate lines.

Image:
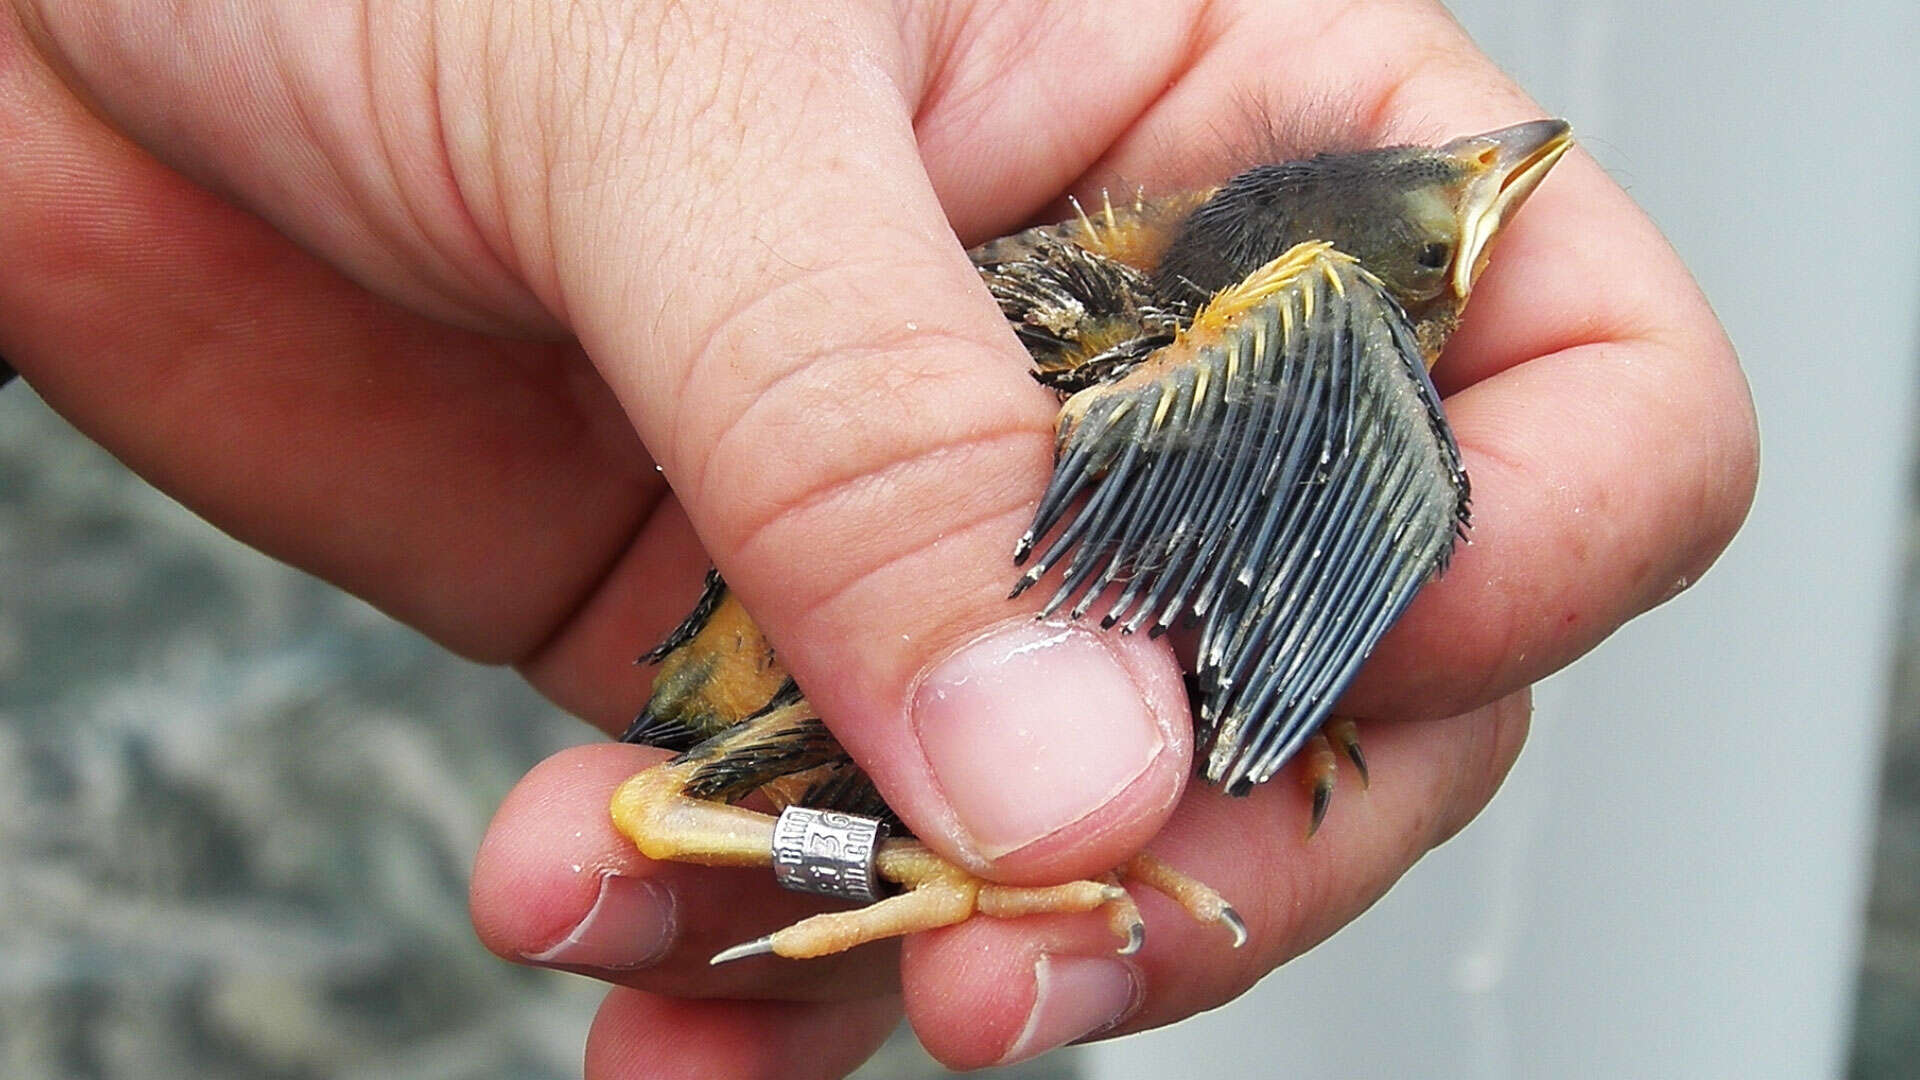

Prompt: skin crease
xmin=0 ymin=0 xmax=1757 ymax=1075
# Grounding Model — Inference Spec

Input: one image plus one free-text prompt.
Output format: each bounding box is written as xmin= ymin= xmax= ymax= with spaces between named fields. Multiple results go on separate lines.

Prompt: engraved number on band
xmin=771 ymin=806 xmax=890 ymax=903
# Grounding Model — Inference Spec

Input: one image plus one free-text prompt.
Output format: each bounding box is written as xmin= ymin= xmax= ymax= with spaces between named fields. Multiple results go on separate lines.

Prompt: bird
xmin=609 ymin=119 xmax=1574 ymax=965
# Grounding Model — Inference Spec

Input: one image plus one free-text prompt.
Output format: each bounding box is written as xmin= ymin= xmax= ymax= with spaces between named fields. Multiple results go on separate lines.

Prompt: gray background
xmin=3 ymin=1 xmax=1916 ymax=1078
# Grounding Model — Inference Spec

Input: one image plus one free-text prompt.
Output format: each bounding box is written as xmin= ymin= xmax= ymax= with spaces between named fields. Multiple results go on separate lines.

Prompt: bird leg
xmin=709 ymin=843 xmax=1253 ymax=964
xmin=1300 ymin=718 xmax=1370 ymax=836
xmin=610 ymin=701 xmax=1243 ymax=963
xmin=712 ymin=843 xmax=1142 ymax=964
xmin=1121 ymin=853 xmax=1248 ymax=947
xmin=611 ymin=697 xmax=841 ymax=867
xmin=616 ymin=572 xmax=1246 ymax=962
xmin=609 ymin=753 xmax=779 ymax=868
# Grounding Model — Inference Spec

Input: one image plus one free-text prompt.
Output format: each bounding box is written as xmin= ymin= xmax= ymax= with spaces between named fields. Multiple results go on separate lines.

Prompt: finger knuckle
xmin=667 ymin=262 xmax=1051 ymax=610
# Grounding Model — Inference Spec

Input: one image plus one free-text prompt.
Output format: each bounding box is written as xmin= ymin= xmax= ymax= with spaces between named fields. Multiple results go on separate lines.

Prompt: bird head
xmin=1152 ymin=119 xmax=1573 ymax=350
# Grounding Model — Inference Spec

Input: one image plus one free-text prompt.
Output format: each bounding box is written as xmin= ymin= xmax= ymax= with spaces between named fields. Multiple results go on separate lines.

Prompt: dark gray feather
xmin=1010 ymin=250 xmax=1468 ymax=793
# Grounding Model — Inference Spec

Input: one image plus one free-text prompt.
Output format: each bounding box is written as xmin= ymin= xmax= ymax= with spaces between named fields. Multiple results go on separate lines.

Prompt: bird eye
xmin=1417 ymin=242 xmax=1451 ymax=270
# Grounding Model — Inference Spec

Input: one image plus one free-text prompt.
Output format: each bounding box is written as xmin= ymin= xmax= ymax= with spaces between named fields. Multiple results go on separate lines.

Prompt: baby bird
xmin=611 ymin=120 xmax=1573 ymax=964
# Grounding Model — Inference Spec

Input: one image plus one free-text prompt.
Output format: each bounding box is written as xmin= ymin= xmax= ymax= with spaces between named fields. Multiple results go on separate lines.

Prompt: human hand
xmin=0 ymin=0 xmax=1755 ymax=1074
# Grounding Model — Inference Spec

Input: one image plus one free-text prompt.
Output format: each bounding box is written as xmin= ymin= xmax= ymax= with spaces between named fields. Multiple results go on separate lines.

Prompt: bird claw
xmin=1219 ymin=904 xmax=1249 ymax=949
xmin=1308 ymin=780 xmax=1333 ymax=838
xmin=1327 ymin=718 xmax=1369 ymax=788
xmin=1303 ymin=721 xmax=1369 ymax=837
xmin=709 ymin=935 xmax=778 ymax=966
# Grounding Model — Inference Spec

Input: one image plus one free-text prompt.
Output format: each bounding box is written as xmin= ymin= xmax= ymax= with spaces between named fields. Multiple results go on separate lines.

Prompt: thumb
xmin=512 ymin=8 xmax=1192 ymax=879
xmin=21 ymin=0 xmax=1192 ymax=880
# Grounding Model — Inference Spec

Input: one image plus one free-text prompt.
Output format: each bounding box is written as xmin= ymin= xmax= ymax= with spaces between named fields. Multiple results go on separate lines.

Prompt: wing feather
xmin=1011 ymin=244 xmax=1469 ymax=793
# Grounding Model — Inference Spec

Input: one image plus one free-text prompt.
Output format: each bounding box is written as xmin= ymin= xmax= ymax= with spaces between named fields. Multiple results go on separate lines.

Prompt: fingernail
xmin=913 ymin=620 xmax=1165 ymax=859
xmin=998 ymin=955 xmax=1141 ymax=1064
xmin=524 ymin=874 xmax=676 ymax=970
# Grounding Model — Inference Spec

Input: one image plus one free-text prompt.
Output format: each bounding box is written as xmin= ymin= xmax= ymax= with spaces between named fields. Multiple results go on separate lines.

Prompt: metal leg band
xmin=771 ymin=805 xmax=890 ymax=903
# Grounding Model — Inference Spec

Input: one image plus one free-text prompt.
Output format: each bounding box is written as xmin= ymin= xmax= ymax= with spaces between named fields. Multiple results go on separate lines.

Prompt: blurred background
xmin=2 ymin=1 xmax=1915 ymax=1078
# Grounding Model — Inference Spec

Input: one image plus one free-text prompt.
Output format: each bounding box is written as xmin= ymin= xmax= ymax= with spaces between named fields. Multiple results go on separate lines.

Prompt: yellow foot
xmin=711 ymin=841 xmax=1243 ymax=964
xmin=1121 ymin=852 xmax=1247 ymax=948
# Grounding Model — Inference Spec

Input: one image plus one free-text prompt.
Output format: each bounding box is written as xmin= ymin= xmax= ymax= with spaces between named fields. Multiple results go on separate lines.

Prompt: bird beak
xmin=1443 ymin=119 xmax=1573 ymax=299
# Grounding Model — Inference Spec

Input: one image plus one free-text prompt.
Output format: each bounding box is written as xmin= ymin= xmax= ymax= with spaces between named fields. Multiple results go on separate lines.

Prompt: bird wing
xmin=1009 ymin=241 xmax=1470 ymax=794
